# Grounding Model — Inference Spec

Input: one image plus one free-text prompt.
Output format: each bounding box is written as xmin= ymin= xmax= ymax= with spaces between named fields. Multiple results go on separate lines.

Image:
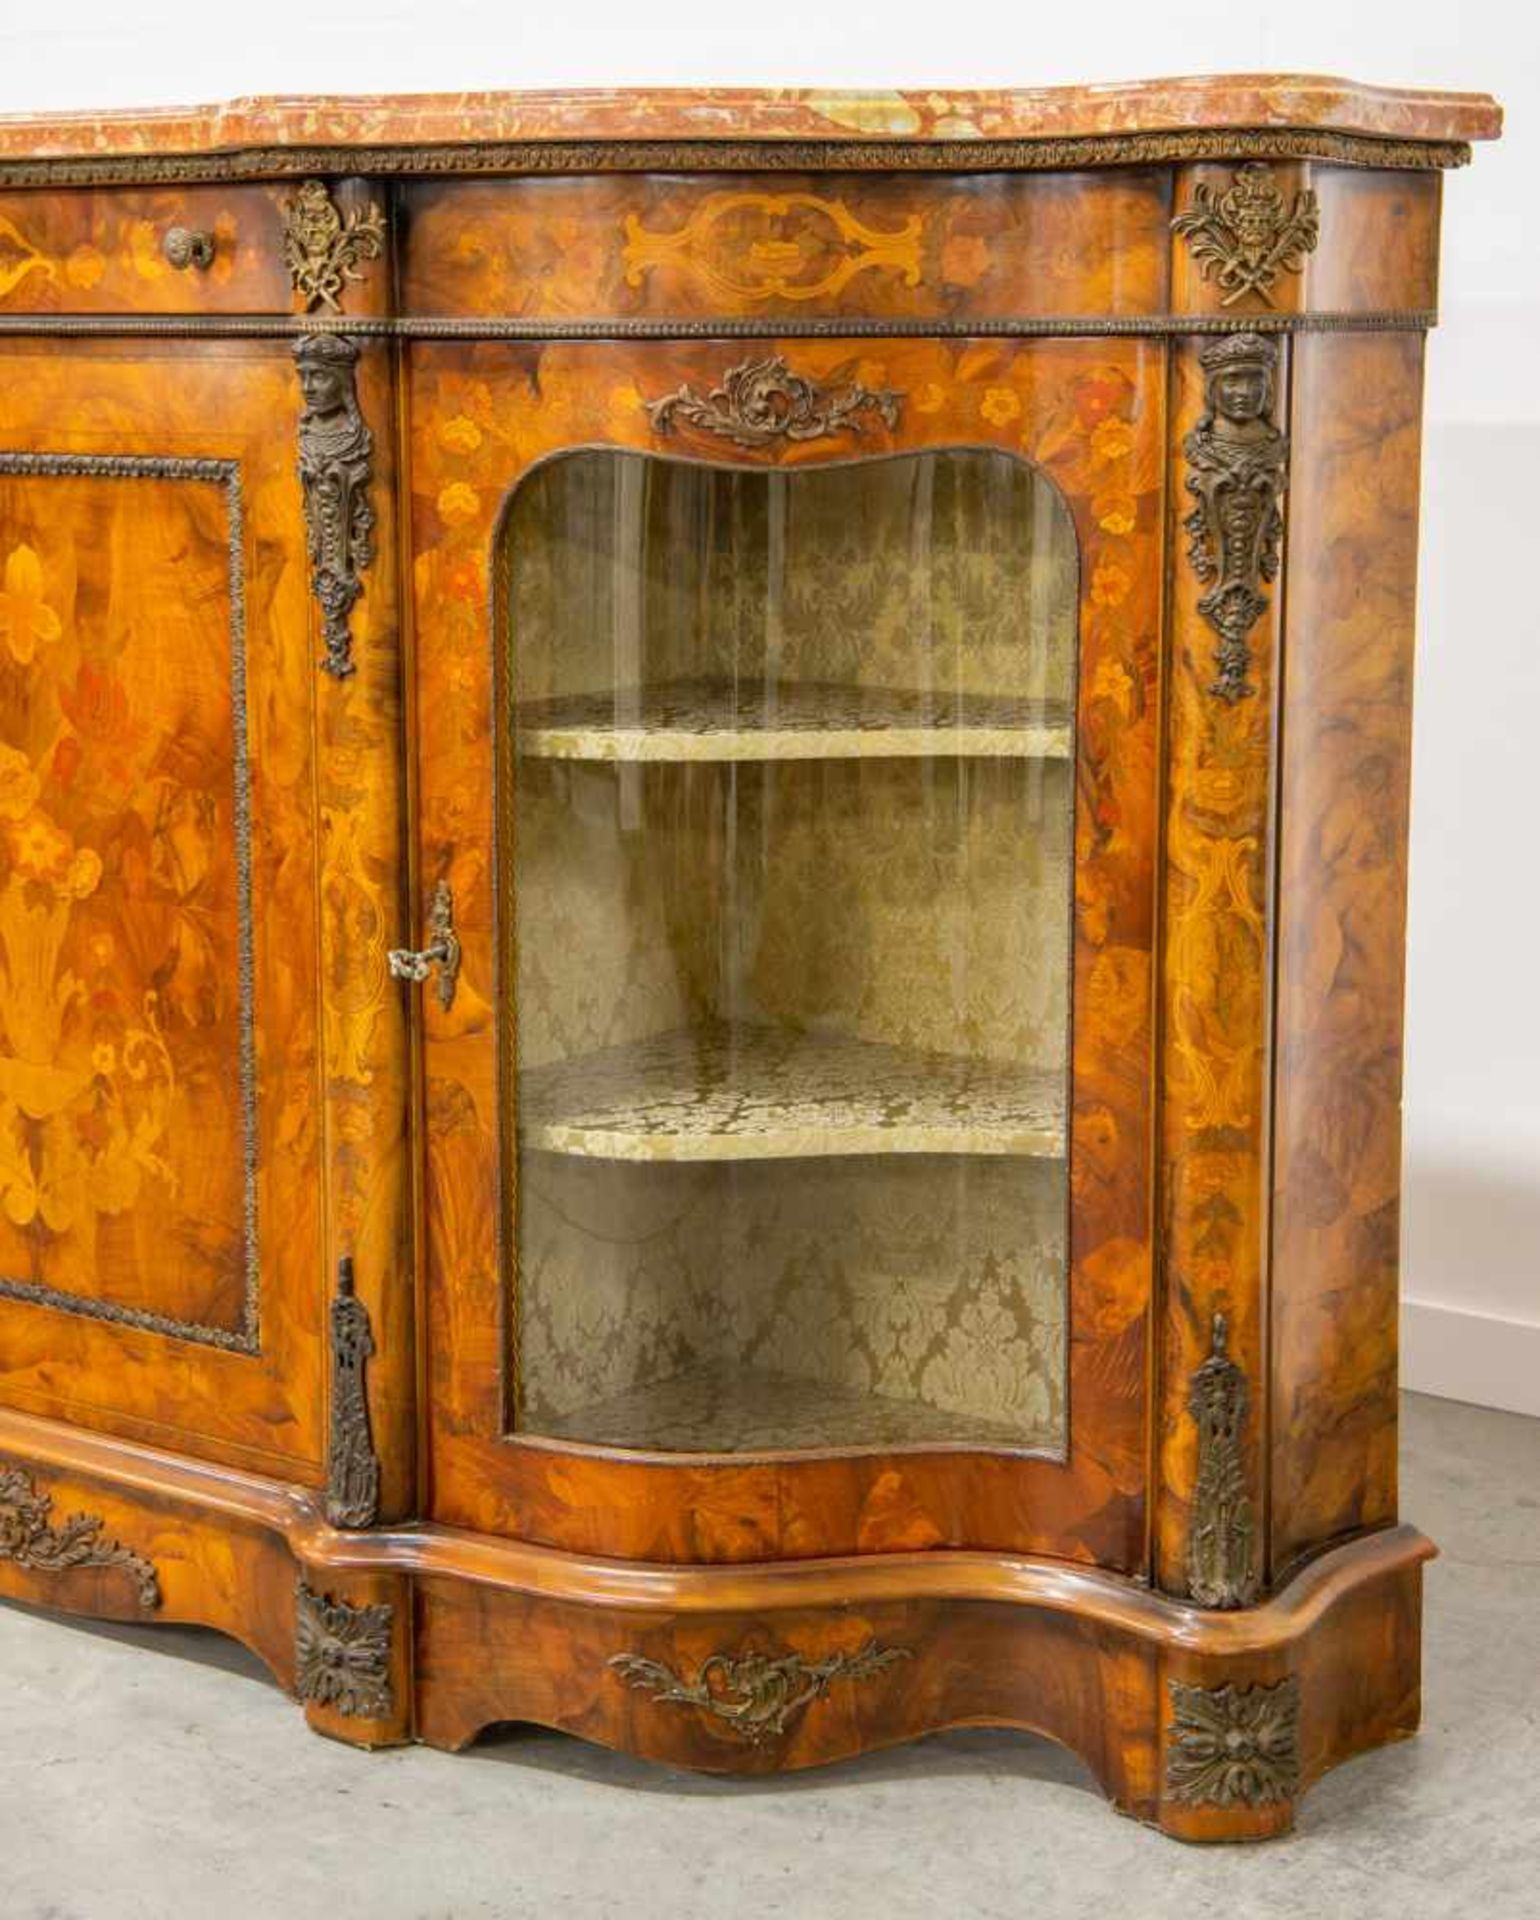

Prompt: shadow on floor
xmin=0 ymin=1593 xmax=276 ymax=1684
xmin=0 ymin=1592 xmax=1103 ymax=1807
xmin=464 ymin=1718 xmax=1101 ymax=1804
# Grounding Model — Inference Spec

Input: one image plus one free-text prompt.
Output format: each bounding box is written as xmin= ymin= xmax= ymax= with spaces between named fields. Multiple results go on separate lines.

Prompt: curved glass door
xmin=500 ymin=449 xmax=1077 ymax=1453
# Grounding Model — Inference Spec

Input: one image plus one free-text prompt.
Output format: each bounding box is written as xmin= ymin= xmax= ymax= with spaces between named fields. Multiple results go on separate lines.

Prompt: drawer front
xmin=400 ymin=170 xmax=1173 ymax=322
xmin=1 ymin=186 xmax=301 ymax=314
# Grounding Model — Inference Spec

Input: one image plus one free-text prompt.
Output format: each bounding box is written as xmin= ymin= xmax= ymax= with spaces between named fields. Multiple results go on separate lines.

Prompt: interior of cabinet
xmin=500 ymin=449 xmax=1078 ymax=1454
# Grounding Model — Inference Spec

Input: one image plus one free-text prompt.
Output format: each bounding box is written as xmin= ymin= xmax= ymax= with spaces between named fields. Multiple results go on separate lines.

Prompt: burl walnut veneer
xmin=0 ymin=75 xmax=1501 ymax=1841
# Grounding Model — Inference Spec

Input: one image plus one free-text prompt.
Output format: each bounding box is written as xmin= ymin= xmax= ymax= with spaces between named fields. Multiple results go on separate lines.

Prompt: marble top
xmin=0 ymin=76 xmax=1501 ymax=165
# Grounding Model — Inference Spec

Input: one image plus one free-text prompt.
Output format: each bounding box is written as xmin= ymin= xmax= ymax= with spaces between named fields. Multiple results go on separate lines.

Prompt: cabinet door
xmin=412 ymin=338 xmax=1161 ymax=1570
xmin=0 ymin=341 xmax=327 ymax=1480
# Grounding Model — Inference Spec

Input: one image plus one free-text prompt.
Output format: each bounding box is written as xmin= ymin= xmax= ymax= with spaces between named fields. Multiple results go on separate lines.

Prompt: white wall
xmin=1 ymin=4 xmax=1535 ymax=1411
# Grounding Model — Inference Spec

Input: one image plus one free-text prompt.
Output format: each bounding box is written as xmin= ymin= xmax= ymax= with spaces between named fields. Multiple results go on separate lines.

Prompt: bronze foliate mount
xmin=648 ymin=353 xmax=902 ymax=450
xmin=294 ymin=1582 xmax=394 ymax=1719
xmin=294 ymin=332 xmax=375 ymax=680
xmin=609 ymin=1641 xmax=910 ymax=1744
xmin=325 ymin=1256 xmax=380 ymax=1529
xmin=1185 ymin=1312 xmax=1259 ymax=1609
xmin=1166 ymin=1677 xmax=1301 ymax=1808
xmin=1173 ymin=162 xmax=1320 ymax=309
xmin=282 ymin=179 xmax=386 ymax=314
xmin=1183 ymin=330 xmax=1288 ymax=705
xmin=0 ymin=1462 xmax=160 ymax=1608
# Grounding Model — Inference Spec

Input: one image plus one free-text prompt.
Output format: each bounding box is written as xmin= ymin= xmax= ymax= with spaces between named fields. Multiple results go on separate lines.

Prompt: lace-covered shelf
xmin=529 ymin=1365 xmax=1041 ymax=1453
xmin=513 ymin=680 xmax=1073 ymax=762
xmin=517 ymin=1024 xmax=1065 ymax=1162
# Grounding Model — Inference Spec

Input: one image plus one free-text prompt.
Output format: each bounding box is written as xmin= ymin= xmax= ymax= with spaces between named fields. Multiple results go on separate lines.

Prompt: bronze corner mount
xmin=293 ymin=331 xmax=376 ymax=680
xmin=1185 ymin=1311 xmax=1260 ymax=1609
xmin=282 ymin=179 xmax=386 ymax=314
xmin=325 ymin=1255 xmax=381 ymax=1529
xmin=294 ymin=1581 xmax=395 ymax=1719
xmin=1182 ymin=329 xmax=1289 ymax=706
xmin=1167 ymin=1676 xmax=1301 ymax=1807
xmin=1173 ymin=162 xmax=1321 ymax=309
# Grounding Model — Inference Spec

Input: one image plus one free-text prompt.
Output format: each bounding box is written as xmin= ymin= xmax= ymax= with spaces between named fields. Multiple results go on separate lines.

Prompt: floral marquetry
xmin=0 ymin=543 xmax=61 ymax=662
xmin=0 ymin=457 xmax=257 ymax=1344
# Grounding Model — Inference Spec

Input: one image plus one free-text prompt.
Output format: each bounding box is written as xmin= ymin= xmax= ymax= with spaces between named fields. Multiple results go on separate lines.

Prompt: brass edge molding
xmin=0 ymin=452 xmax=260 ymax=1355
xmin=1166 ymin=1676 xmax=1301 ymax=1807
xmin=1182 ymin=331 xmax=1289 ymax=704
xmin=0 ymin=1462 xmax=161 ymax=1607
xmin=325 ymin=1256 xmax=380 ymax=1528
xmin=0 ymin=129 xmax=1472 ymax=190
xmin=293 ymin=332 xmax=375 ymax=679
xmin=648 ymin=353 xmax=902 ymax=447
xmin=0 ymin=311 xmax=1438 ymax=340
xmin=1173 ymin=162 xmax=1321 ymax=308
xmin=609 ymin=1642 xmax=910 ymax=1743
xmin=294 ymin=1581 xmax=394 ymax=1718
xmin=281 ymin=179 xmax=386 ymax=313
xmin=1185 ymin=1313 xmax=1259 ymax=1608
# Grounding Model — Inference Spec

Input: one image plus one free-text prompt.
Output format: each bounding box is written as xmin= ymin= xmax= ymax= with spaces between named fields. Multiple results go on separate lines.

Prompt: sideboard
xmin=0 ymin=75 xmax=1502 ymax=1841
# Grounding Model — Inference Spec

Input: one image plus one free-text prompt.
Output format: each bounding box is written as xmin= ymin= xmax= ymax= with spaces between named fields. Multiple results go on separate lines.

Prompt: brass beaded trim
xmin=0 ymin=127 xmax=1471 ymax=189
xmin=0 ymin=311 xmax=1438 ymax=341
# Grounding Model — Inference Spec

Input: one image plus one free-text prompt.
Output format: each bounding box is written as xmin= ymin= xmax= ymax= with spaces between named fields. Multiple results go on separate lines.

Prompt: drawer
xmin=400 ymin=169 xmax=1173 ymax=323
xmin=0 ymin=183 xmax=367 ymax=315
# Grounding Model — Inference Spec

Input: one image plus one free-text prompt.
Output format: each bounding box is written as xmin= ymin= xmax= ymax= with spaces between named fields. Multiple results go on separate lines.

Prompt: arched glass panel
xmin=500 ymin=448 xmax=1077 ymax=1454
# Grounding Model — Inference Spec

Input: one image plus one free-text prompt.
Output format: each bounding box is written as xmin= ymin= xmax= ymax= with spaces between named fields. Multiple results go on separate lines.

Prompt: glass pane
xmin=501 ymin=449 xmax=1076 ymax=1453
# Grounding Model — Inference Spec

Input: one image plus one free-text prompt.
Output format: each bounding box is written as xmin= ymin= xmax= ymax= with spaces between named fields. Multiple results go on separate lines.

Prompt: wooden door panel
xmin=411 ymin=336 xmax=1162 ymax=1568
xmin=0 ymin=341 xmax=325 ymax=1479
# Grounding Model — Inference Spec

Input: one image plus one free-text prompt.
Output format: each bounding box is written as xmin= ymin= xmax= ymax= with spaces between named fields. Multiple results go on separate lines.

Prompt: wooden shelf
xmin=529 ymin=1365 xmax=1039 ymax=1452
xmin=517 ymin=1024 xmax=1065 ymax=1163
xmin=514 ymin=679 xmax=1073 ymax=763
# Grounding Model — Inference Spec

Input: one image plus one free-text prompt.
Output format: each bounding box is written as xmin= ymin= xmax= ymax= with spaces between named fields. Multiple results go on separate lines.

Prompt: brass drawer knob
xmin=163 ymin=226 xmax=216 ymax=271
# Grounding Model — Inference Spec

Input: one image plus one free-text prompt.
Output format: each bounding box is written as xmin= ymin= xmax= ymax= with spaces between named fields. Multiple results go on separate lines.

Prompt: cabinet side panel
xmin=1270 ymin=330 xmax=1424 ymax=1579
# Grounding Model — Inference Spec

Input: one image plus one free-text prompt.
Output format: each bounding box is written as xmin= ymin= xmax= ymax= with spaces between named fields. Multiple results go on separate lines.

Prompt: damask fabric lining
xmin=518 ymin=1154 xmax=1067 ymax=1452
xmin=505 ymin=448 xmax=1076 ymax=1453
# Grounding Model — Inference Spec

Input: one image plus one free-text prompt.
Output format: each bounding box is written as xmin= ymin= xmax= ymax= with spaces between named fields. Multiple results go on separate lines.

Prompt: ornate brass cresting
xmin=1172 ymin=162 xmax=1320 ymax=308
xmin=387 ymin=879 xmax=461 ymax=1010
xmin=281 ymin=179 xmax=386 ymax=313
xmin=325 ymin=1257 xmax=380 ymax=1529
xmin=1166 ymin=1677 xmax=1301 ymax=1807
xmin=609 ymin=1642 xmax=910 ymax=1743
xmin=648 ymin=353 xmax=902 ymax=449
xmin=294 ymin=332 xmax=376 ymax=680
xmin=0 ymin=1463 xmax=160 ymax=1608
xmin=294 ymin=1582 xmax=394 ymax=1718
xmin=1185 ymin=1313 xmax=1259 ymax=1608
xmin=1182 ymin=331 xmax=1289 ymax=705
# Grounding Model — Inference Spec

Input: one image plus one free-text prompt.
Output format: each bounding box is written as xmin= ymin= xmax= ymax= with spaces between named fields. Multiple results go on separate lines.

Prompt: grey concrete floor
xmin=2 ymin=1390 xmax=1536 ymax=1920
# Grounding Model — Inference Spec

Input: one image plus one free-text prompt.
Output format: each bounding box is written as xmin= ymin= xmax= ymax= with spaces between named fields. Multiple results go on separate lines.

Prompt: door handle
xmin=387 ymin=879 xmax=460 ymax=1011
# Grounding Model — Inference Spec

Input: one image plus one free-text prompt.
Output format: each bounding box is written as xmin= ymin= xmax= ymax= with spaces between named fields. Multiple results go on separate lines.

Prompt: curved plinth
xmin=0 ymin=1405 xmax=1432 ymax=1841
